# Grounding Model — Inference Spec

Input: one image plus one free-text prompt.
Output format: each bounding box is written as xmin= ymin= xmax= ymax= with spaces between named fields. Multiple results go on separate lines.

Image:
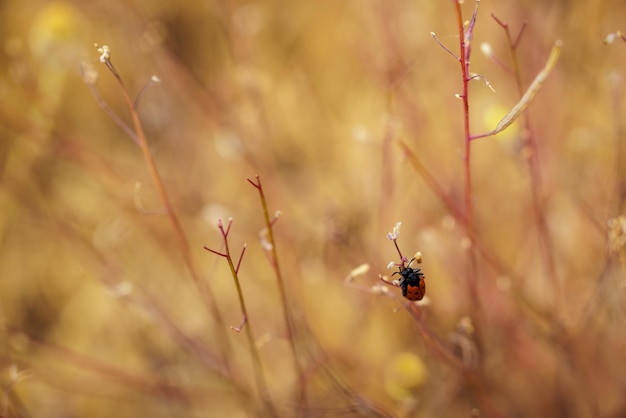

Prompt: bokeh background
xmin=2 ymin=0 xmax=626 ymax=417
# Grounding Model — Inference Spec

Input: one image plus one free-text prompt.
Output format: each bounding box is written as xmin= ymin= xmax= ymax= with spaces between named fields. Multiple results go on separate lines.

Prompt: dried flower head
xmin=345 ymin=264 xmax=370 ymax=283
xmin=259 ymin=227 xmax=273 ymax=251
xmin=95 ymin=43 xmax=110 ymax=63
xmin=387 ymin=222 xmax=402 ymax=240
xmin=604 ymin=31 xmax=625 ymax=45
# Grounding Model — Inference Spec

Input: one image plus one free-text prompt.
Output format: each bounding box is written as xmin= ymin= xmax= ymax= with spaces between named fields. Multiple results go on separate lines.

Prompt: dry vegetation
xmin=2 ymin=0 xmax=626 ymax=417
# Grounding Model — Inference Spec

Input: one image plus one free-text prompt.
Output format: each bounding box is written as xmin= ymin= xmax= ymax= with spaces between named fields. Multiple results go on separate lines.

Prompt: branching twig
xmin=203 ymin=218 xmax=278 ymax=417
xmin=448 ymin=0 xmax=482 ymax=355
xmin=87 ymin=43 xmax=236 ymax=385
xmin=488 ymin=15 xmax=562 ymax=318
xmin=248 ymin=175 xmax=308 ymax=406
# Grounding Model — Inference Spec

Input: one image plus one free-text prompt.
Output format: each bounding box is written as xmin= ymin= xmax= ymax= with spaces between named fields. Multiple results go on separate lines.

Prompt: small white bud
xmin=349 ymin=263 xmax=370 ymax=278
xmin=480 ymin=42 xmax=493 ymax=57
xmin=259 ymin=228 xmax=273 ymax=251
xmin=387 ymin=222 xmax=402 ymax=240
xmin=604 ymin=31 xmax=623 ymax=45
xmin=95 ymin=43 xmax=110 ymax=63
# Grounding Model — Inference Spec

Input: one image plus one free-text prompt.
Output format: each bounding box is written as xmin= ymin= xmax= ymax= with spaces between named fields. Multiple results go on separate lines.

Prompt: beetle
xmin=392 ymin=258 xmax=426 ymax=301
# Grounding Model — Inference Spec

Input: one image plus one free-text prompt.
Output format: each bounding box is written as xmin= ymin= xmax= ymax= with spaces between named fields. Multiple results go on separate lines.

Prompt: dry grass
xmin=2 ymin=1 xmax=626 ymax=417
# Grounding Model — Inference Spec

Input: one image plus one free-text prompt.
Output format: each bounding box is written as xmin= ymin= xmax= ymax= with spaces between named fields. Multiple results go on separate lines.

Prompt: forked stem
xmin=247 ymin=175 xmax=307 ymax=406
xmin=88 ymin=46 xmax=243 ymax=390
xmin=203 ymin=219 xmax=278 ymax=417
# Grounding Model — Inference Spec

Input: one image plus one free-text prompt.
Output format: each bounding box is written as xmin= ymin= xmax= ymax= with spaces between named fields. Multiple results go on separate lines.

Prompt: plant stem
xmin=248 ymin=175 xmax=307 ymax=405
xmin=453 ymin=0 xmax=484 ymax=363
xmin=225 ymin=242 xmax=272 ymax=412
xmin=204 ymin=221 xmax=278 ymax=417
xmin=454 ymin=1 xmax=473 ymax=228
xmin=108 ymin=66 xmax=192 ymax=275
xmin=95 ymin=54 xmax=237 ymax=384
xmin=492 ymin=15 xmax=561 ymax=318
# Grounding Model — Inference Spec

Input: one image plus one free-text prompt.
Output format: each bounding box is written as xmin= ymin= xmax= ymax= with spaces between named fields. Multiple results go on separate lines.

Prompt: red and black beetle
xmin=393 ymin=258 xmax=426 ymax=301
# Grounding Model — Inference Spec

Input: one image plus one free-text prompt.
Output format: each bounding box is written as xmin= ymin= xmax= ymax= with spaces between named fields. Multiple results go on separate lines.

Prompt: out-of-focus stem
xmin=94 ymin=52 xmax=236 ymax=382
xmin=492 ymin=16 xmax=561 ymax=318
xmin=248 ymin=175 xmax=307 ymax=406
xmin=454 ymin=1 xmax=473 ymax=228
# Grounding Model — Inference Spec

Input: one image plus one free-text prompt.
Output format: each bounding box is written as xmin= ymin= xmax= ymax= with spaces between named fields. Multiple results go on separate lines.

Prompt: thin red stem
xmin=248 ymin=175 xmax=308 ymax=406
xmin=392 ymin=239 xmax=405 ymax=264
xmin=453 ymin=0 xmax=484 ymax=366
xmin=235 ymin=245 xmax=247 ymax=274
xmin=454 ymin=1 xmax=473 ymax=225
xmin=94 ymin=52 xmax=239 ymax=388
xmin=203 ymin=246 xmax=227 ymax=258
xmin=204 ymin=220 xmax=277 ymax=416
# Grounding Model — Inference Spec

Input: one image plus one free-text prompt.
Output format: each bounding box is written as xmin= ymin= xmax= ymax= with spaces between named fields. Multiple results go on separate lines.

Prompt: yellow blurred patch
xmin=383 ymin=352 xmax=428 ymax=401
xmin=483 ymin=104 xmax=520 ymax=143
xmin=28 ymin=1 xmax=83 ymax=62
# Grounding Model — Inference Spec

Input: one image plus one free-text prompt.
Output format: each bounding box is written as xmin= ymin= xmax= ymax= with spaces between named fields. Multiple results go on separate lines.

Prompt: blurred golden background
xmin=2 ymin=0 xmax=626 ymax=417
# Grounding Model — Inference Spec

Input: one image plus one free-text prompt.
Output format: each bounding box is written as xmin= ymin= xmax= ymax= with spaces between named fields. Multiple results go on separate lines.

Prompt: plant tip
xmin=457 ymin=316 xmax=475 ymax=334
xmin=388 ymin=222 xmax=402 ymax=240
xmin=80 ymin=62 xmax=98 ymax=84
xmin=480 ymin=42 xmax=493 ymax=57
xmin=94 ymin=43 xmax=110 ymax=63
xmin=350 ymin=263 xmax=370 ymax=277
xmin=604 ymin=31 xmax=623 ymax=44
xmin=259 ymin=228 xmax=273 ymax=251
